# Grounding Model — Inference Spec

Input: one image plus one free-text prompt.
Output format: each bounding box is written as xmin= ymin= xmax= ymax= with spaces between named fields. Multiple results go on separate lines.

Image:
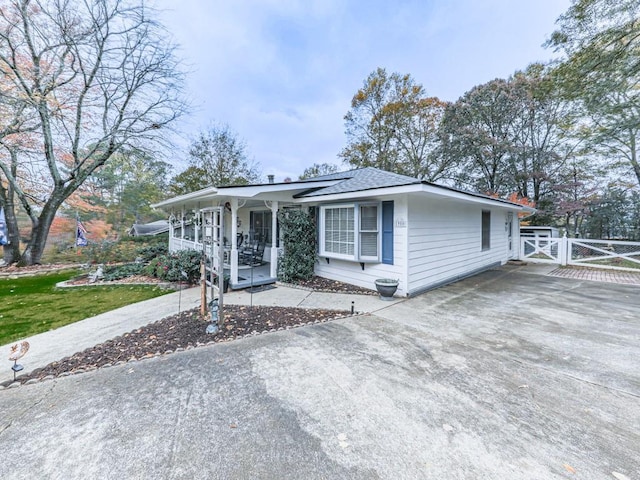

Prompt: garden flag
xmin=0 ymin=207 xmax=8 ymax=246
xmin=76 ymin=219 xmax=88 ymax=247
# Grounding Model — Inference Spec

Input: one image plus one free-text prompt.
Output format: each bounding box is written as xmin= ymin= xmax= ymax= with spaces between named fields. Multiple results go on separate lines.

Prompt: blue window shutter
xmin=382 ymin=201 xmax=394 ymax=264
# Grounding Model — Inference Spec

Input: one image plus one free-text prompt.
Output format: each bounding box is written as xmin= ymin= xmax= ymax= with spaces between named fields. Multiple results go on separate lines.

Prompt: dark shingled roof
xmin=293 ymin=167 xmax=528 ymax=208
xmin=295 ymin=167 xmax=420 ymax=197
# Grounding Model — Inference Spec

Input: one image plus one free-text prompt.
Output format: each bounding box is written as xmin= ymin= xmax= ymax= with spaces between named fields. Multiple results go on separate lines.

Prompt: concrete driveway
xmin=0 ymin=266 xmax=638 ymax=479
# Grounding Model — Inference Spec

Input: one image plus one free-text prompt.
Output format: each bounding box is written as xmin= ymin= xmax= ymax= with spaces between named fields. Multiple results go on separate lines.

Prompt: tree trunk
xmin=25 ymin=186 xmax=73 ymax=265
xmin=19 ymin=209 xmax=57 ymax=265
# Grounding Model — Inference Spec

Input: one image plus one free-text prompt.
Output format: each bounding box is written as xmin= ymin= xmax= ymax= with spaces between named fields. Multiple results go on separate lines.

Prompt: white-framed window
xmin=481 ymin=210 xmax=491 ymax=251
xmin=320 ymin=203 xmax=380 ymax=262
xmin=359 ymin=204 xmax=379 ymax=261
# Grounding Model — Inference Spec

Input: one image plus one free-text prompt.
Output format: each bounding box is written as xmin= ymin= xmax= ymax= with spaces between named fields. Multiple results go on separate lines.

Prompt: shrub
xmin=144 ymin=250 xmax=202 ymax=284
xmin=43 ymin=233 xmax=169 ymax=265
xmin=136 ymin=244 xmax=168 ymax=262
xmin=277 ymin=209 xmax=316 ymax=283
xmin=103 ymin=263 xmax=145 ymax=281
xmin=84 ymin=240 xmax=120 ymax=264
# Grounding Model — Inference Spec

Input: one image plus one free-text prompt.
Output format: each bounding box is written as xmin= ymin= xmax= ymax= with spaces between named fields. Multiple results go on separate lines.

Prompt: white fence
xmin=521 ymin=236 xmax=640 ymax=272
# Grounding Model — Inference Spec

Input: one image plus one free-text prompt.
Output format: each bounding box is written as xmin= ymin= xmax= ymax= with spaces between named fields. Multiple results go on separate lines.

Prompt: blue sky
xmin=153 ymin=0 xmax=571 ymax=181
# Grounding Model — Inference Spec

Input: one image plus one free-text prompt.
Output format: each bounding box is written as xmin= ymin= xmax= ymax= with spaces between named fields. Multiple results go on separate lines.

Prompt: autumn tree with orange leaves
xmin=0 ymin=0 xmax=185 ymax=265
xmin=340 ymin=68 xmax=453 ymax=182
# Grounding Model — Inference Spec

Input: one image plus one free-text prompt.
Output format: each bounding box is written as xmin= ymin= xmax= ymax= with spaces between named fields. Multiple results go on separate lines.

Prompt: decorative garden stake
xmin=206 ymin=298 xmax=220 ymax=335
xmin=9 ymin=341 xmax=29 ymax=381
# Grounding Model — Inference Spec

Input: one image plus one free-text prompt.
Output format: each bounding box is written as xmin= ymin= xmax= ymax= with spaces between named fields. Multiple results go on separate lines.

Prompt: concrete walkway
xmin=1 ymin=284 xmax=401 ymax=383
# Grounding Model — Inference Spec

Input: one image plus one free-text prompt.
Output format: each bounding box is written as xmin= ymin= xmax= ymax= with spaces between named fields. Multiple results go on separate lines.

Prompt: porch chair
xmin=239 ymin=238 xmax=266 ymax=266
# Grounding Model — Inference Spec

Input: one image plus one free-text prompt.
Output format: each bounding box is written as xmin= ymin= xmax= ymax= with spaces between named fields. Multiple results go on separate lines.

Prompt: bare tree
xmin=0 ymin=0 xmax=185 ymax=265
xmin=183 ymin=124 xmax=261 ymax=188
xmin=298 ymin=162 xmax=339 ymax=180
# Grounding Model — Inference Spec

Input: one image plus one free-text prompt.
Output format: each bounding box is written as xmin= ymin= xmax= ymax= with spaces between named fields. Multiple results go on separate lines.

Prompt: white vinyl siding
xmin=406 ymin=198 xmax=514 ymax=294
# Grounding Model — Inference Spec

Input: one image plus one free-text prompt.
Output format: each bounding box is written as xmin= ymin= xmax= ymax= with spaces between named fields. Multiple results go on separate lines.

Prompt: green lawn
xmin=0 ymin=270 xmax=172 ymax=345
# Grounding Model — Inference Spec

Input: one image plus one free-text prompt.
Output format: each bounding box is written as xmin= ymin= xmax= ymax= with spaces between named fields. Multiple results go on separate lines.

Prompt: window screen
xmin=481 ymin=210 xmax=491 ymax=251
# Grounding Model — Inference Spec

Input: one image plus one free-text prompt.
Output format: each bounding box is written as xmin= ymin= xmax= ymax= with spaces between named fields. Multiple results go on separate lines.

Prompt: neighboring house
xmin=520 ymin=226 xmax=560 ymax=239
xmin=128 ymin=220 xmax=170 ymax=237
xmin=152 ymin=167 xmax=532 ymax=296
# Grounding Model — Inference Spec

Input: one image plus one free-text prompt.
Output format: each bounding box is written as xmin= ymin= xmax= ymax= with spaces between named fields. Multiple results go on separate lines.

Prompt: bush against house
xmin=277 ymin=209 xmax=317 ymax=283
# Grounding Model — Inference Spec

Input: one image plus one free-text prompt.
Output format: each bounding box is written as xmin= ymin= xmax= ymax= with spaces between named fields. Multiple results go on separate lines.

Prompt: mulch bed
xmin=0 ymin=263 xmax=79 ymax=277
xmin=1 ymin=268 xmax=372 ymax=388
xmin=284 ymin=275 xmax=377 ymax=295
xmin=64 ymin=274 xmax=165 ymax=286
xmin=5 ymin=304 xmax=351 ymax=386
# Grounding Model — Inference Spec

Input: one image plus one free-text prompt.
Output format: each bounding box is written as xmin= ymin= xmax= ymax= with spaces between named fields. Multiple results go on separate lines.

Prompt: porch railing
xmin=169 ymin=237 xmax=202 ymax=253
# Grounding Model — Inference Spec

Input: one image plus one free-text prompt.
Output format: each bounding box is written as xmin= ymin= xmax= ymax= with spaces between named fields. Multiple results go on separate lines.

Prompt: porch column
xmin=169 ymin=215 xmax=175 ymax=252
xmin=194 ymin=209 xmax=199 ymax=244
xmin=270 ymin=201 xmax=278 ymax=278
xmin=180 ymin=207 xmax=185 ymax=240
xmin=230 ymin=198 xmax=239 ymax=284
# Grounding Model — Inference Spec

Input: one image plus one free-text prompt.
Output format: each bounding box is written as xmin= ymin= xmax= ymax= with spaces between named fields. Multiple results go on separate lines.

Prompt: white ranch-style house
xmin=152 ymin=168 xmax=532 ymax=296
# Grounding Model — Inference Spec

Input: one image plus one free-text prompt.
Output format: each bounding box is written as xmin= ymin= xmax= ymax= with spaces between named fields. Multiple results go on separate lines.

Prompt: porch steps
xmin=230 ymin=276 xmax=276 ymax=290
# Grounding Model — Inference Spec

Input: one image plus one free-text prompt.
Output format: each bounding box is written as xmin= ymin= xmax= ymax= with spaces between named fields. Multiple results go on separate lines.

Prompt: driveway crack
xmin=0 ymin=381 xmax=57 ymax=437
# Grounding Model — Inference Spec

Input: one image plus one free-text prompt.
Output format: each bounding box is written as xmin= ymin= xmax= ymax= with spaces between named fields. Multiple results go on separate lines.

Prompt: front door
xmin=506 ymin=212 xmax=514 ymax=259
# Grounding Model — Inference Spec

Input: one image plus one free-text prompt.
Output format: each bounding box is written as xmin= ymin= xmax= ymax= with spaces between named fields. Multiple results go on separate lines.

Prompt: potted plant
xmin=375 ymin=278 xmax=399 ymax=300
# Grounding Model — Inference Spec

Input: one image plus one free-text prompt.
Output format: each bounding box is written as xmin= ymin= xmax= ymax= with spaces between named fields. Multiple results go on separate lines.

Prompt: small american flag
xmin=76 ymin=219 xmax=88 ymax=247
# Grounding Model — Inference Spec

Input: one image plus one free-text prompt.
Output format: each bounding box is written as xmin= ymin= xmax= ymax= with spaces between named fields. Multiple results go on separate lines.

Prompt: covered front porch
xmin=152 ymin=178 xmax=340 ymax=290
xmin=168 ymin=233 xmax=276 ymax=290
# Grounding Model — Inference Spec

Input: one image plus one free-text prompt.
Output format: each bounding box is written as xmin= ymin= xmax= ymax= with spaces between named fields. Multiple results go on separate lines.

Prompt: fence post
xmin=560 ymin=234 xmax=568 ymax=266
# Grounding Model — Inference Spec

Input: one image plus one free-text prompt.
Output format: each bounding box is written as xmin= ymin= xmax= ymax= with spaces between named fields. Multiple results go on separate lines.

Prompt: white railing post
xmin=230 ymin=198 xmax=239 ymax=285
xmin=560 ymin=234 xmax=568 ymax=266
xmin=270 ymin=200 xmax=278 ymax=278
